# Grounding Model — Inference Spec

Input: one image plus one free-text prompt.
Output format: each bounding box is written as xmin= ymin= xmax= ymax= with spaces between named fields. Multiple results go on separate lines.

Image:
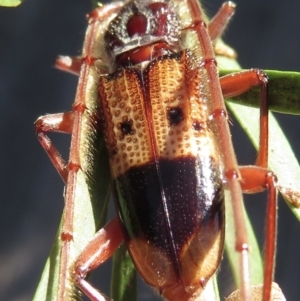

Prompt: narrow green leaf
xmin=91 ymin=0 xmax=98 ymax=10
xmin=111 ymin=243 xmax=137 ymax=301
xmin=212 ymin=275 xmax=221 ymax=301
xmin=0 ymin=0 xmax=23 ymax=7
xmin=32 ymin=227 xmax=61 ymax=300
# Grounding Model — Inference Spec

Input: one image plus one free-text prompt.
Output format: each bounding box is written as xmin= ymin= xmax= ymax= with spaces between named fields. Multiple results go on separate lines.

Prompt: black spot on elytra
xmin=119 ymin=119 xmax=135 ymax=135
xmin=192 ymin=120 xmax=205 ymax=131
xmin=167 ymin=107 xmax=183 ymax=126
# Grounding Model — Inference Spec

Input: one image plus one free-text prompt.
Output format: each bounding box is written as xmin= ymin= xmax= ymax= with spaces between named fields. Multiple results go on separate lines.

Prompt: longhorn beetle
xmin=35 ymin=0 xmax=299 ymax=300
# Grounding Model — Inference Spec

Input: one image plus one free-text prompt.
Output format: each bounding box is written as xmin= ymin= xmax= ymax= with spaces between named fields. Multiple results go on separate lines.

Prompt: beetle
xmin=35 ymin=0 xmax=295 ymax=300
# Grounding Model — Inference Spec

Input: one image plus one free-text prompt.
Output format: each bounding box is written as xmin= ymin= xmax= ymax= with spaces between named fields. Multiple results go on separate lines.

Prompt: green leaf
xmin=0 ymin=0 xmax=23 ymax=7
xmin=111 ymin=243 xmax=137 ymax=301
xmin=221 ymin=70 xmax=300 ymax=115
xmin=91 ymin=0 xmax=98 ymax=10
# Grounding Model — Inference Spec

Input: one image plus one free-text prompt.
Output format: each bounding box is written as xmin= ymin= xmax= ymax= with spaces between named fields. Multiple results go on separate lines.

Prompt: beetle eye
xmin=167 ymin=107 xmax=183 ymax=126
xmin=127 ymin=13 xmax=148 ymax=37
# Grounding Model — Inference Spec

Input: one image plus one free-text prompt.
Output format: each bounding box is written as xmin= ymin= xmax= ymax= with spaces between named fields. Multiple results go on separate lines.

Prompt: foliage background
xmin=0 ymin=0 xmax=300 ymax=300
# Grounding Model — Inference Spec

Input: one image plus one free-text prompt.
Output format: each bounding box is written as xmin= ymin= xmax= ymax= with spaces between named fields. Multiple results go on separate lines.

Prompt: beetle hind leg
xmin=71 ymin=217 xmax=123 ymax=301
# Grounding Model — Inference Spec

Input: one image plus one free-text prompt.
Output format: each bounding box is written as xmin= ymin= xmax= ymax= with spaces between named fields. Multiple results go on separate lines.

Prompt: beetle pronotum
xmin=35 ymin=0 xmax=298 ymax=300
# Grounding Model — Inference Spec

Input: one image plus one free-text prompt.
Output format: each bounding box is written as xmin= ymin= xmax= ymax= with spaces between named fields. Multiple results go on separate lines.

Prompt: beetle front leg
xmin=208 ymin=1 xmax=236 ymax=41
xmin=72 ymin=217 xmax=124 ymax=301
xmin=35 ymin=111 xmax=74 ymax=182
xmin=55 ymin=56 xmax=82 ymax=76
xmin=208 ymin=2 xmax=237 ymax=58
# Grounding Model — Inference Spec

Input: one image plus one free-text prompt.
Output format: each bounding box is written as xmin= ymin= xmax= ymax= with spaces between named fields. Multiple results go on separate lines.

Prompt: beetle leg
xmin=239 ymin=166 xmax=277 ymax=301
xmin=209 ymin=1 xmax=237 ymax=58
xmin=186 ymin=0 xmax=254 ymax=299
xmin=220 ymin=69 xmax=268 ymax=101
xmin=36 ymin=104 xmax=88 ymax=301
xmin=35 ymin=111 xmax=74 ymax=182
xmin=36 ymin=5 xmax=125 ymax=301
xmin=225 ymin=72 xmax=300 ymax=215
xmin=220 ymin=69 xmax=269 ymax=167
xmin=56 ymin=56 xmax=82 ymax=76
xmin=208 ymin=1 xmax=236 ymax=41
xmin=73 ymin=217 xmax=123 ymax=301
xmin=220 ymin=68 xmax=277 ymax=301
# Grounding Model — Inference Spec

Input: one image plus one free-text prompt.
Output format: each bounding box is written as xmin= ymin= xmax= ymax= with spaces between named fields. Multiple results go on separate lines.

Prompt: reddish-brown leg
xmin=36 ymin=4 xmax=125 ymax=300
xmin=208 ymin=1 xmax=237 ymax=58
xmin=36 ymin=107 xmax=86 ymax=300
xmin=220 ymin=69 xmax=269 ymax=167
xmin=36 ymin=109 xmax=82 ymax=300
xmin=72 ymin=217 xmax=123 ymax=301
xmin=187 ymin=0 xmax=276 ymax=299
xmin=35 ymin=111 xmax=74 ymax=182
xmin=208 ymin=1 xmax=236 ymax=41
xmin=55 ymin=56 xmax=82 ymax=76
xmin=239 ymin=167 xmax=277 ymax=301
xmin=186 ymin=0 xmax=255 ymax=299
xmin=220 ymin=69 xmax=277 ymax=301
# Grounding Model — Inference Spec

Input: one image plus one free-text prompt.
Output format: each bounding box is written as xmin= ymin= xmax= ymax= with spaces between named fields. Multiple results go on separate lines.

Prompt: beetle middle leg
xmin=220 ymin=68 xmax=279 ymax=301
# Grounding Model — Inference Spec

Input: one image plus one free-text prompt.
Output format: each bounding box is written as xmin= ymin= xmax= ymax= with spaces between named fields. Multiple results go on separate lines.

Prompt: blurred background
xmin=1 ymin=0 xmax=300 ymax=300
